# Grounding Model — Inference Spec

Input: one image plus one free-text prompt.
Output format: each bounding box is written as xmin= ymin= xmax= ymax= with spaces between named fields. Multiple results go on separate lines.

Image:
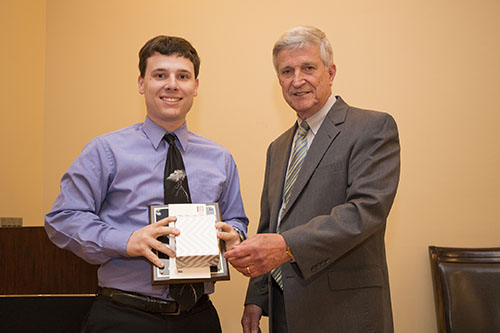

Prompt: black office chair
xmin=429 ymin=246 xmax=500 ymax=333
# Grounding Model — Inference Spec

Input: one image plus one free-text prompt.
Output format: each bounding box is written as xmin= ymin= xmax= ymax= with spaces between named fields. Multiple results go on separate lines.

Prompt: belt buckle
xmin=162 ymin=303 xmax=181 ymax=316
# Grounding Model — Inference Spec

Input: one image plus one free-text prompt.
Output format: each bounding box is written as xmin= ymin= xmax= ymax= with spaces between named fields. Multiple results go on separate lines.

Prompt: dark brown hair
xmin=138 ymin=36 xmax=200 ymax=78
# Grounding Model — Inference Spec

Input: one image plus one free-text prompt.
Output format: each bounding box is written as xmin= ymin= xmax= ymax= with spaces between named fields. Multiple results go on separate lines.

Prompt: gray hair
xmin=272 ymin=26 xmax=334 ymax=73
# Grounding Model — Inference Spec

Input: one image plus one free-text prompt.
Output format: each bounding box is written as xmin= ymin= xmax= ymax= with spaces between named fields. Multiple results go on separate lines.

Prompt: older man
xmin=225 ymin=26 xmax=400 ymax=333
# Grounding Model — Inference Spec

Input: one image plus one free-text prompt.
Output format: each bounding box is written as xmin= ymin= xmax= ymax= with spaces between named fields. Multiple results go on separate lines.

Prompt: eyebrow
xmin=280 ymin=61 xmax=318 ymax=70
xmin=151 ymin=68 xmax=193 ymax=74
xmin=302 ymin=62 xmax=317 ymax=67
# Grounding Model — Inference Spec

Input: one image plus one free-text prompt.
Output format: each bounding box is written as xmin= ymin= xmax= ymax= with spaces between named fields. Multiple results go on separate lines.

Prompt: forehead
xmin=145 ymin=53 xmax=195 ymax=73
xmin=276 ymin=45 xmax=322 ymax=68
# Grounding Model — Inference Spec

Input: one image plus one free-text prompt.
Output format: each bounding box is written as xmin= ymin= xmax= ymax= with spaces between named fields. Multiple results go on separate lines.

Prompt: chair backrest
xmin=429 ymin=246 xmax=500 ymax=333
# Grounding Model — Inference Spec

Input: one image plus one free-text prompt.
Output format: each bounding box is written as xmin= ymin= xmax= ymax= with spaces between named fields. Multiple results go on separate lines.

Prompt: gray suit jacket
xmin=245 ymin=97 xmax=400 ymax=333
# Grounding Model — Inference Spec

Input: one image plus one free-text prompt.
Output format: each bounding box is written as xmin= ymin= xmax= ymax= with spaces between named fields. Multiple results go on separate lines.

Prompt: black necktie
xmin=163 ymin=134 xmax=204 ymax=311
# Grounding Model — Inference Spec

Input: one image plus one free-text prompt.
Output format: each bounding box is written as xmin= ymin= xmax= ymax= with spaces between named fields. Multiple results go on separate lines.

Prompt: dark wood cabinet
xmin=0 ymin=227 xmax=99 ymax=332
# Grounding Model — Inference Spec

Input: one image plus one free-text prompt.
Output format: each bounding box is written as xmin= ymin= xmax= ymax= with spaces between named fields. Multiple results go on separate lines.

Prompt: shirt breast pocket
xmin=189 ymin=180 xmax=224 ymax=203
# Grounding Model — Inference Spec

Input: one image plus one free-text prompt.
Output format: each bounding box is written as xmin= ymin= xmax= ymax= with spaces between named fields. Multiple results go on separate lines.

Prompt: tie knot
xmin=298 ymin=121 xmax=310 ymax=136
xmin=164 ymin=134 xmax=176 ymax=145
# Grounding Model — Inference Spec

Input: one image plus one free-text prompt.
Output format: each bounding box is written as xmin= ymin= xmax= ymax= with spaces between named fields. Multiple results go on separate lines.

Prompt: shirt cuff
xmin=104 ymin=228 xmax=134 ymax=258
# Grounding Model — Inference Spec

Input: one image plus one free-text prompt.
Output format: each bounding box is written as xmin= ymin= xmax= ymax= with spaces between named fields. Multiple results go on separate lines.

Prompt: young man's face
xmin=138 ymin=53 xmax=199 ymax=131
xmin=276 ymin=45 xmax=335 ymax=120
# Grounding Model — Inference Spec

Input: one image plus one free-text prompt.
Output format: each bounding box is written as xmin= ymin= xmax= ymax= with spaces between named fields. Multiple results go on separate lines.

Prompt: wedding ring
xmin=246 ymin=266 xmax=251 ymax=274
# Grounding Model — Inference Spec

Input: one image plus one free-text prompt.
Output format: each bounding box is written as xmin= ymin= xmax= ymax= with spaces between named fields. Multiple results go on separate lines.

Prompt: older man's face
xmin=276 ymin=45 xmax=336 ymax=119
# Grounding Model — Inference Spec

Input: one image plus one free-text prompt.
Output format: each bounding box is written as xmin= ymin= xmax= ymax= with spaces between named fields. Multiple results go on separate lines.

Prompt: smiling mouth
xmin=160 ymin=96 xmax=182 ymax=102
xmin=293 ymin=91 xmax=311 ymax=96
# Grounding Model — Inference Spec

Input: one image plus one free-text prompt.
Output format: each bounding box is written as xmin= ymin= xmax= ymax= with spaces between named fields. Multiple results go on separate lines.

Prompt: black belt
xmin=98 ymin=287 xmax=208 ymax=315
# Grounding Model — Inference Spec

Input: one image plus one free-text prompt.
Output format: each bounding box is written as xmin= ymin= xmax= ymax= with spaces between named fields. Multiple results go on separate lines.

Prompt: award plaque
xmin=148 ymin=203 xmax=230 ymax=285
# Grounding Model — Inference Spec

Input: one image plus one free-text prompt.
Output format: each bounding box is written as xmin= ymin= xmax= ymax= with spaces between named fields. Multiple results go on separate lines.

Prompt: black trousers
xmin=81 ymin=295 xmax=222 ymax=333
xmin=271 ymin=279 xmax=288 ymax=333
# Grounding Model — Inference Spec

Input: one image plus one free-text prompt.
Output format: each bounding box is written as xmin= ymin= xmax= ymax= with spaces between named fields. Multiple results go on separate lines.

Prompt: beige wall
xmin=0 ymin=0 xmax=45 ymax=226
xmin=2 ymin=0 xmax=500 ymax=331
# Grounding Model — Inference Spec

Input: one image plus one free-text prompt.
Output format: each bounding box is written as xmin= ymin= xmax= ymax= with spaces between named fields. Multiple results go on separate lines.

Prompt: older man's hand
xmin=224 ymin=233 xmax=290 ymax=277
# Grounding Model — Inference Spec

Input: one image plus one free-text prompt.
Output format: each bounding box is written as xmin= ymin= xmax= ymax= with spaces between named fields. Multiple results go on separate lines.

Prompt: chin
xmin=294 ymin=105 xmax=313 ymax=113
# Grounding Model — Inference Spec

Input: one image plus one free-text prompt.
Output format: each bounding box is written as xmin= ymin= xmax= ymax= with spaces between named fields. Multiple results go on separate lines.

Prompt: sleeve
xmin=282 ymin=113 xmax=401 ymax=280
xmin=244 ymin=144 xmax=273 ymax=315
xmin=44 ymin=138 xmax=132 ymax=265
xmin=219 ymin=152 xmax=249 ymax=235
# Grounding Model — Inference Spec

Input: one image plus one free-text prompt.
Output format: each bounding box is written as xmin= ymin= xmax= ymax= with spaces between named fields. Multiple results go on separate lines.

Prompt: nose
xmin=292 ymin=70 xmax=305 ymax=87
xmin=164 ymin=75 xmax=178 ymax=90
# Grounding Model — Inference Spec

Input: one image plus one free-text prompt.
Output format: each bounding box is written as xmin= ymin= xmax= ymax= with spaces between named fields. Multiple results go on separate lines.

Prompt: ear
xmin=138 ymin=75 xmax=145 ymax=94
xmin=328 ymin=64 xmax=337 ymax=85
xmin=193 ymin=78 xmax=199 ymax=97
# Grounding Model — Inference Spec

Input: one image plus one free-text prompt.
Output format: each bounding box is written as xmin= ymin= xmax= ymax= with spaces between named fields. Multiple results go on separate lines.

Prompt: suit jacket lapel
xmin=268 ymin=125 xmax=295 ymax=232
xmin=280 ymin=97 xmax=348 ymax=221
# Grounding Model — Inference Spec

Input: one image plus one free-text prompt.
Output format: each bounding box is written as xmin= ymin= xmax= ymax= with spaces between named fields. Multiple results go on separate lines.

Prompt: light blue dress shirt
xmin=45 ymin=116 xmax=248 ymax=300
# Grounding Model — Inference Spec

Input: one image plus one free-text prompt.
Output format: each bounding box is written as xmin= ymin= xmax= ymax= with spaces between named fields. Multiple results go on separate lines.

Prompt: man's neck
xmin=149 ymin=117 xmax=185 ymax=132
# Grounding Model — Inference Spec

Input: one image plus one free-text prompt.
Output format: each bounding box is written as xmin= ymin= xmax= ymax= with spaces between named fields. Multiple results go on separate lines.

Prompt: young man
xmin=225 ymin=26 xmax=400 ymax=332
xmin=45 ymin=36 xmax=248 ymax=332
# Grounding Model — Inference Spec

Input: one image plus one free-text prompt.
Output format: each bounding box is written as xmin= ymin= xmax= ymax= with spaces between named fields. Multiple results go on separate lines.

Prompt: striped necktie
xmin=272 ymin=121 xmax=310 ymax=289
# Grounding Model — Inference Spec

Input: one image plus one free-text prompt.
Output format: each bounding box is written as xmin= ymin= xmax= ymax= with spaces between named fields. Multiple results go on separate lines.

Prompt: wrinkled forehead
xmin=277 ymin=45 xmax=322 ymax=63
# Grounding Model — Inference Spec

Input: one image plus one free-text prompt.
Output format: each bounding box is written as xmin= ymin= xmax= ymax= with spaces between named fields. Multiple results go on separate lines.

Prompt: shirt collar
xmin=298 ymin=94 xmax=337 ymax=135
xmin=143 ymin=116 xmax=189 ymax=151
xmin=171 ymin=123 xmax=189 ymax=152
